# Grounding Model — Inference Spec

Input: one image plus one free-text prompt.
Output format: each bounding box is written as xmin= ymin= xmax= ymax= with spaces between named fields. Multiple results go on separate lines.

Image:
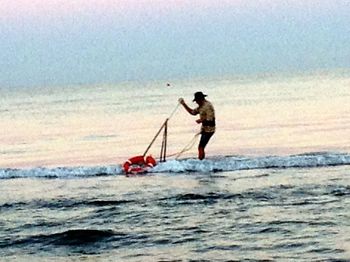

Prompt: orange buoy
xmin=123 ymin=155 xmax=157 ymax=175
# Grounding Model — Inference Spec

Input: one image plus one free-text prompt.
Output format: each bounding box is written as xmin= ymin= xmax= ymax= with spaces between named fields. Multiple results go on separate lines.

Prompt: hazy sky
xmin=1 ymin=0 xmax=349 ymax=87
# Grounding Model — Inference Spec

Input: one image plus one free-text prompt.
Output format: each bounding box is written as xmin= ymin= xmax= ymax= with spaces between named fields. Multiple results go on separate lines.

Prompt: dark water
xmin=1 ymin=164 xmax=350 ymax=261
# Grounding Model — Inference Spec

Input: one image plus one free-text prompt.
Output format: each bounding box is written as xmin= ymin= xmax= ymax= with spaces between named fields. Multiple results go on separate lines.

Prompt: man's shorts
xmin=199 ymin=131 xmax=214 ymax=148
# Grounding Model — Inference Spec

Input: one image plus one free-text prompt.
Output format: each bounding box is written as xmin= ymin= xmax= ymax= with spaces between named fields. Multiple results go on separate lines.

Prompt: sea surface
xmin=1 ymin=72 xmax=350 ymax=261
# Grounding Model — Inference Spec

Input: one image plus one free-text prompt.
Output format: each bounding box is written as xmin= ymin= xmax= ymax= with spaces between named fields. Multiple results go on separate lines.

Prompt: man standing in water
xmin=178 ymin=92 xmax=215 ymax=160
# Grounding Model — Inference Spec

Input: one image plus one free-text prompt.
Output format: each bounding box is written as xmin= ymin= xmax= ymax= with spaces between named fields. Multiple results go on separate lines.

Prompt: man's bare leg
xmin=198 ymin=147 xmax=205 ymax=160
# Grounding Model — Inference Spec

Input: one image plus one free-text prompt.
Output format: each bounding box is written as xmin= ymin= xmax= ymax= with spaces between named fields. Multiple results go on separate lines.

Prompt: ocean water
xmin=1 ymin=72 xmax=350 ymax=261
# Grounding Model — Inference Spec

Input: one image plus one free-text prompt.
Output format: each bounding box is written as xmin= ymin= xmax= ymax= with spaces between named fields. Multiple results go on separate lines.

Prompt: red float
xmin=123 ymin=155 xmax=157 ymax=175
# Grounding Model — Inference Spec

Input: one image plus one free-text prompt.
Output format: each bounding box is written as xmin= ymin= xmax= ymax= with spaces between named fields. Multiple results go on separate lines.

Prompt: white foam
xmin=0 ymin=165 xmax=122 ymax=179
xmin=152 ymin=152 xmax=350 ymax=173
xmin=1 ymin=152 xmax=350 ymax=179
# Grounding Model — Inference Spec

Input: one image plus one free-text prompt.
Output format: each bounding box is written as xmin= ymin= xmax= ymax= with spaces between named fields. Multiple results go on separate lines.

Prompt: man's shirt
xmin=194 ymin=100 xmax=216 ymax=133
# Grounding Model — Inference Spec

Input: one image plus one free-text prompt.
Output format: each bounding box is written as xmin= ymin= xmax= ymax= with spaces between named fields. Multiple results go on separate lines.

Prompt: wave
xmin=1 ymin=152 xmax=350 ymax=179
xmin=27 ymin=229 xmax=114 ymax=245
xmin=3 ymin=184 xmax=348 ymax=212
xmin=0 ymin=165 xmax=122 ymax=179
xmin=1 ymin=229 xmax=119 ymax=248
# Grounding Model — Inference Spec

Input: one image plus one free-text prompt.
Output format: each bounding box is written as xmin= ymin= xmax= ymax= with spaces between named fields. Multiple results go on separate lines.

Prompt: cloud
xmin=1 ymin=0 xmax=349 ymax=87
xmin=0 ymin=0 xmax=255 ymax=21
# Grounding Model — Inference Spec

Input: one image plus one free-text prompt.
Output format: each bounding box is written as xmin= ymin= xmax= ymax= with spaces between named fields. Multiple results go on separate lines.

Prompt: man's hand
xmin=178 ymin=98 xmax=185 ymax=105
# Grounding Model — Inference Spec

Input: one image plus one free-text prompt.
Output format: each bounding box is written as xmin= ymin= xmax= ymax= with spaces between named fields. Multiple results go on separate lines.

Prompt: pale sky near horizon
xmin=1 ymin=0 xmax=349 ymax=87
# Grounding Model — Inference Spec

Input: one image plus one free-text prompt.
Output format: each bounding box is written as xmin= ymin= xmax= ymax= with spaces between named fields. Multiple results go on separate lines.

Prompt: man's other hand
xmin=178 ymin=98 xmax=185 ymax=104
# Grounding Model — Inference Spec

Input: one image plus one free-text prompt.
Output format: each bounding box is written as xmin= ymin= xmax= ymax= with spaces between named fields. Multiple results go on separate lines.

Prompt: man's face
xmin=195 ymin=99 xmax=204 ymax=106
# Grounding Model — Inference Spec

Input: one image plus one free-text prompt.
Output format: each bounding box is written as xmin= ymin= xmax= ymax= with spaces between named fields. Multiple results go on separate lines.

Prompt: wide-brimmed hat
xmin=193 ymin=91 xmax=207 ymax=102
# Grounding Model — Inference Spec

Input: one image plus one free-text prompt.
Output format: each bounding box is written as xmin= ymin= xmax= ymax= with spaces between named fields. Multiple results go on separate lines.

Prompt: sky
xmin=0 ymin=0 xmax=349 ymax=87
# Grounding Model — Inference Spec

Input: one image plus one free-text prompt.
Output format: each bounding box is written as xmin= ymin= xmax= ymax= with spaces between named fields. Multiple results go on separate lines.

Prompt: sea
xmin=1 ymin=71 xmax=350 ymax=261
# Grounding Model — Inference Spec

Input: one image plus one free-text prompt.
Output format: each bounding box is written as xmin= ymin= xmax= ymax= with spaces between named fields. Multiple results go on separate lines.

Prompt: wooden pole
xmin=143 ymin=119 xmax=167 ymax=157
xmin=159 ymin=119 xmax=168 ymax=162
xmin=163 ymin=119 xmax=168 ymax=162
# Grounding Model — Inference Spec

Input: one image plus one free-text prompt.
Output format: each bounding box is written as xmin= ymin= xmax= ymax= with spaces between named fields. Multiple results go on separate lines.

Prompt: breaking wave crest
xmin=1 ymin=152 xmax=350 ymax=179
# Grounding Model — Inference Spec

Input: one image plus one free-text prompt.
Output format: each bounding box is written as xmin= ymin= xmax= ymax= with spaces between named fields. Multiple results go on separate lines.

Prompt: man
xmin=178 ymin=91 xmax=215 ymax=160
